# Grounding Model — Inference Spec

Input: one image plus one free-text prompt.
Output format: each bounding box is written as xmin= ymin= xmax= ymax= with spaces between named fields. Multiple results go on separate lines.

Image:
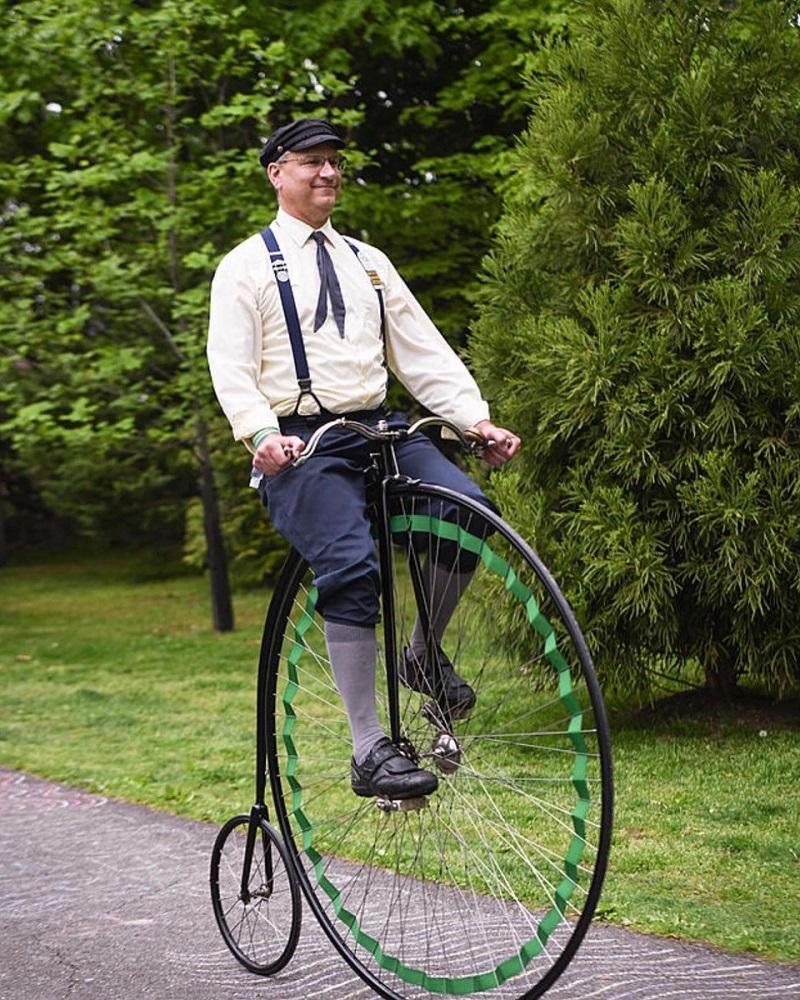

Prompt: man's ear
xmin=266 ymin=163 xmax=281 ymax=193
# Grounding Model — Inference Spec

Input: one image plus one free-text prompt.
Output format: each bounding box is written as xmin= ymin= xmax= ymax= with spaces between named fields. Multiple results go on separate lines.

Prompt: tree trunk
xmin=196 ymin=417 xmax=234 ymax=632
xmin=161 ymin=59 xmax=233 ymax=632
xmin=704 ymin=646 xmax=738 ymax=695
xmin=0 ymin=478 xmax=7 ymax=568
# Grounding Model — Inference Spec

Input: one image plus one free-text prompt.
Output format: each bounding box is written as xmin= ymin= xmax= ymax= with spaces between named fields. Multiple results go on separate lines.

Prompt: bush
xmin=470 ymin=0 xmax=800 ymax=695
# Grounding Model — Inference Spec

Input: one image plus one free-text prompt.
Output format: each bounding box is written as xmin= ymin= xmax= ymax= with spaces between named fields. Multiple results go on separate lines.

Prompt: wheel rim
xmin=267 ymin=486 xmax=613 ymax=999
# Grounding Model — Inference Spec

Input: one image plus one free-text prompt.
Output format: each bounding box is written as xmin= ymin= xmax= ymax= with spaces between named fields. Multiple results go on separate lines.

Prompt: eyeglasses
xmin=279 ymin=154 xmax=347 ymax=172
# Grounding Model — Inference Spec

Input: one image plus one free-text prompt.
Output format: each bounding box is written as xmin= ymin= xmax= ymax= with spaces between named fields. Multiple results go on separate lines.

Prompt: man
xmin=207 ymin=118 xmax=520 ymax=802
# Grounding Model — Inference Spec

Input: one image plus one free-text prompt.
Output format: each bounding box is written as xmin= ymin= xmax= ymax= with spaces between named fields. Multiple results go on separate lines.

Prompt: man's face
xmin=268 ymin=142 xmax=343 ymax=224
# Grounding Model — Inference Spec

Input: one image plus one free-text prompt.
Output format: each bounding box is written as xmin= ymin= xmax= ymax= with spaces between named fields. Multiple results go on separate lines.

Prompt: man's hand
xmin=472 ymin=419 xmax=521 ymax=468
xmin=253 ymin=433 xmax=306 ymax=476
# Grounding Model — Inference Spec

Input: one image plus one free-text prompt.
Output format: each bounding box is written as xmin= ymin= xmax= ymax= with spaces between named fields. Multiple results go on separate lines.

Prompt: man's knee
xmin=389 ymin=467 xmax=498 ymax=572
xmin=315 ymin=556 xmax=382 ymax=625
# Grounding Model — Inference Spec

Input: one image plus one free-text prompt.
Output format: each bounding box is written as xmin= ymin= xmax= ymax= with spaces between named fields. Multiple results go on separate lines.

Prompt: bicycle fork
xmin=240 ymin=804 xmax=275 ymax=902
xmin=374 ymin=451 xmax=403 ymax=747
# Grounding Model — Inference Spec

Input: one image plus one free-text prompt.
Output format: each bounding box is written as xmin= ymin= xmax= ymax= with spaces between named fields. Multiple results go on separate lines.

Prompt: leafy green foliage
xmin=471 ymin=0 xmax=800 ymax=694
xmin=1 ymin=0 xmax=566 ymax=592
xmin=0 ymin=0 xmax=322 ymax=589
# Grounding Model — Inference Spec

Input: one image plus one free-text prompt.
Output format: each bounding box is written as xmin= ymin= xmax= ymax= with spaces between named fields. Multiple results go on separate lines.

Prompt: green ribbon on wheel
xmin=280 ymin=514 xmax=591 ymax=994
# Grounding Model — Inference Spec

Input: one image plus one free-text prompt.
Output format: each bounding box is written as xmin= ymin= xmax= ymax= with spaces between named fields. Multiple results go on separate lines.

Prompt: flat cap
xmin=259 ymin=118 xmax=345 ymax=167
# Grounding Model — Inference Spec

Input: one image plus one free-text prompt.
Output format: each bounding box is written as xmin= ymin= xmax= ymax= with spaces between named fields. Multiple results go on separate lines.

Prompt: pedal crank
xmin=431 ymin=731 xmax=462 ymax=774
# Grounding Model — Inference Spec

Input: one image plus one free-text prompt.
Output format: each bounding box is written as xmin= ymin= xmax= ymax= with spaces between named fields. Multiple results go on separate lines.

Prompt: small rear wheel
xmin=210 ymin=812 xmax=301 ymax=975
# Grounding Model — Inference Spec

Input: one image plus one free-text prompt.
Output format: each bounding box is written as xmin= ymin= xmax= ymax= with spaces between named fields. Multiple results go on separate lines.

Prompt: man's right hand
xmin=253 ymin=433 xmax=306 ymax=476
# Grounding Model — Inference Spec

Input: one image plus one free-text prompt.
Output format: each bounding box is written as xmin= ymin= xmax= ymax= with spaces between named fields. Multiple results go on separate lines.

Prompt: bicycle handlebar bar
xmin=292 ymin=415 xmax=487 ymax=468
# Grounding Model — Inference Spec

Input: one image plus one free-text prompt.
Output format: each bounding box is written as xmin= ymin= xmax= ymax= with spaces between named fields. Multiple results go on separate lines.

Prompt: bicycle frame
xmin=252 ymin=415 xmax=483 ymax=812
xmin=212 ymin=413 xmax=613 ymax=998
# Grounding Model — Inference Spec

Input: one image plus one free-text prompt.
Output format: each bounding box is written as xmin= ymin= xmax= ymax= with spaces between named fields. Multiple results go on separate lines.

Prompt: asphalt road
xmin=1 ymin=769 xmax=798 ymax=1000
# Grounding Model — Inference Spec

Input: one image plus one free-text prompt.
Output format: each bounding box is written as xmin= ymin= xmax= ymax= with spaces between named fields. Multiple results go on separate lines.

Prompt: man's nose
xmin=319 ymin=158 xmax=337 ymax=178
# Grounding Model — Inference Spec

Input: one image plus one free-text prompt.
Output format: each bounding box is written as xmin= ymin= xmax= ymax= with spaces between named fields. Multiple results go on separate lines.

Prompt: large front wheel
xmin=264 ymin=484 xmax=613 ymax=999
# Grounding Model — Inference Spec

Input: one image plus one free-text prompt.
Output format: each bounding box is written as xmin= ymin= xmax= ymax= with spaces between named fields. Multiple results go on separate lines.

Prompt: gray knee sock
xmin=324 ymin=621 xmax=386 ymax=764
xmin=410 ymin=561 xmax=474 ymax=658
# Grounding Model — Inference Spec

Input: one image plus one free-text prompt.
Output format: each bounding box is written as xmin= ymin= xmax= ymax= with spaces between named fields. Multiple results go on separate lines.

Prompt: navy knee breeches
xmin=259 ymin=412 xmax=497 ymax=625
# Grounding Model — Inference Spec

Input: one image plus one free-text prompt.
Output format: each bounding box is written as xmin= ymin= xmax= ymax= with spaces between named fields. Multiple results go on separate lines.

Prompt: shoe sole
xmin=351 ymin=775 xmax=439 ymax=798
xmin=352 ymin=787 xmax=437 ymax=799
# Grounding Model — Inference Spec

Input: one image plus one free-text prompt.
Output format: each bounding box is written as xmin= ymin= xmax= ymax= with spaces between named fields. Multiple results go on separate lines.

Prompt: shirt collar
xmin=274 ymin=207 xmax=339 ymax=249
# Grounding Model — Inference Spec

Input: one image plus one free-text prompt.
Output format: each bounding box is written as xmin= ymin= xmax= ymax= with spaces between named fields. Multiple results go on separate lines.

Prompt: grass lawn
xmin=1 ymin=548 xmax=798 ymax=963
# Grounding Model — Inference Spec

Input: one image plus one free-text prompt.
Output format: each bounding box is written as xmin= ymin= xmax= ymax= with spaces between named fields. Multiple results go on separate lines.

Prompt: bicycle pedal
xmin=375 ymin=796 xmax=428 ymax=813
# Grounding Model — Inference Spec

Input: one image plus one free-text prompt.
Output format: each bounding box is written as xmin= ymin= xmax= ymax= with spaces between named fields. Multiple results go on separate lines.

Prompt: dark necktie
xmin=312 ymin=231 xmax=346 ymax=337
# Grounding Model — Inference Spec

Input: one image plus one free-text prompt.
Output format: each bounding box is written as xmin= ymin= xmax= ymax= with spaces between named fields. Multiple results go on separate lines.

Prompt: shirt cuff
xmin=231 ymin=402 xmax=281 ymax=443
xmin=251 ymin=427 xmax=279 ymax=448
xmin=441 ymin=402 xmax=491 ymax=439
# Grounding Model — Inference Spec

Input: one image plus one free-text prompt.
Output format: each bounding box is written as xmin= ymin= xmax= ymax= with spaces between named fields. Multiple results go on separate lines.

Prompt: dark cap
xmin=259 ymin=118 xmax=345 ymax=167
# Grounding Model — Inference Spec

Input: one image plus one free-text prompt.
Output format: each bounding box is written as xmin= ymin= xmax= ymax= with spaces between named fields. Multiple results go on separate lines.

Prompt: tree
xmin=471 ymin=0 xmax=800 ymax=696
xmin=2 ymin=0 xmax=567 ymax=595
xmin=0 ymin=0 xmax=322 ymax=625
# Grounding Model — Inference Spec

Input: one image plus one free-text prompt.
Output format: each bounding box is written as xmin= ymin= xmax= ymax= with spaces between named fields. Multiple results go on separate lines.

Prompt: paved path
xmin=1 ymin=769 xmax=798 ymax=1000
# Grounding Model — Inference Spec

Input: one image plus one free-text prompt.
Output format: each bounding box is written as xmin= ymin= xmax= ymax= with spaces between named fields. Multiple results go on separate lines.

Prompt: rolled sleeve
xmin=207 ymin=253 xmax=279 ymax=442
xmin=381 ymin=259 xmax=490 ymax=430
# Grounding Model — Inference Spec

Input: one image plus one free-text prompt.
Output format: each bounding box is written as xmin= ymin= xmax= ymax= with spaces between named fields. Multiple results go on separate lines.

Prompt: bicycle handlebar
xmin=292 ymin=415 xmax=487 ymax=468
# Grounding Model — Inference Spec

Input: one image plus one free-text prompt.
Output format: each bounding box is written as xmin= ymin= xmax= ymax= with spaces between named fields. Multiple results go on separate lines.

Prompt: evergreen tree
xmin=471 ymin=0 xmax=800 ymax=695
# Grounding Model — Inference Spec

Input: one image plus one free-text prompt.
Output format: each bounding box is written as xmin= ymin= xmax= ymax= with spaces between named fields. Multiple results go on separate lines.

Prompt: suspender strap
xmin=344 ymin=238 xmax=386 ymax=336
xmin=260 ymin=227 xmax=313 ymax=405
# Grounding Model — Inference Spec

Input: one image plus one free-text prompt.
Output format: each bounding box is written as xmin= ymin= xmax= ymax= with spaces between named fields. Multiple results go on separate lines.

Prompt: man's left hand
xmin=472 ymin=419 xmax=521 ymax=468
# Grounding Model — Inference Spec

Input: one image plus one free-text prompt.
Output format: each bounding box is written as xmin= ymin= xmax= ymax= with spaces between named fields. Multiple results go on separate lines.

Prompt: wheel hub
xmin=431 ymin=731 xmax=461 ymax=773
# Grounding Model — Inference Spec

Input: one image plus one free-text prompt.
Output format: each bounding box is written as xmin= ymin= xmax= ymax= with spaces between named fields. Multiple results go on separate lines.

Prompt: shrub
xmin=470 ymin=0 xmax=800 ymax=695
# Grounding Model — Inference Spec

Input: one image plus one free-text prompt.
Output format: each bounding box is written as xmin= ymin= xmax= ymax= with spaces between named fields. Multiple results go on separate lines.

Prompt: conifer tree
xmin=471 ymin=0 xmax=800 ymax=695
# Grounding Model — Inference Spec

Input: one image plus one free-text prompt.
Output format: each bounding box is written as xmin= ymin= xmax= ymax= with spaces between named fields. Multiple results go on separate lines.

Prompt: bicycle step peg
xmin=375 ymin=796 xmax=429 ymax=813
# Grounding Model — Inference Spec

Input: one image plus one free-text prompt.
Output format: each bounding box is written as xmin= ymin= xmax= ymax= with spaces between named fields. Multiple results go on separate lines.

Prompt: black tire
xmin=210 ymin=812 xmax=301 ymax=976
xmin=263 ymin=483 xmax=613 ymax=999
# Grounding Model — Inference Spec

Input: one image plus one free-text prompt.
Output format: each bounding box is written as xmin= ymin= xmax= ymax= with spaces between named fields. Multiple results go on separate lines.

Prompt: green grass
xmin=0 ymin=548 xmax=265 ymax=819
xmin=1 ymin=549 xmax=798 ymax=964
xmin=598 ymin=698 xmax=800 ymax=961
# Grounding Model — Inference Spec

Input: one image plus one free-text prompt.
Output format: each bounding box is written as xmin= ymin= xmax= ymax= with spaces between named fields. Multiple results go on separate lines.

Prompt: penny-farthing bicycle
xmin=210 ymin=415 xmax=613 ymax=999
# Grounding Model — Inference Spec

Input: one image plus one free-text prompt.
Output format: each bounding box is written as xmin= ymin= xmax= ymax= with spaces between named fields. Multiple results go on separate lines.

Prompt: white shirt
xmin=207 ymin=208 xmax=490 ymax=444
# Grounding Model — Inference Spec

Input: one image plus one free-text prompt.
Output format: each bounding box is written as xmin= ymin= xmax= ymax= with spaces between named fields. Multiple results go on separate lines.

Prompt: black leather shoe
xmin=351 ymin=738 xmax=438 ymax=799
xmin=399 ymin=646 xmax=476 ymax=720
